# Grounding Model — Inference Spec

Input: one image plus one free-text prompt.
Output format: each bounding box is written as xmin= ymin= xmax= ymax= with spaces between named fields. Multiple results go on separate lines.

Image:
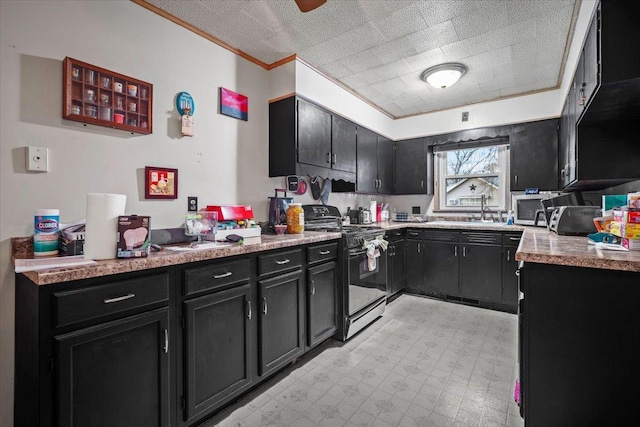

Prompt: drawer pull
xmin=463 ymin=247 xmax=467 ymax=257
xmin=213 ymin=272 xmax=233 ymax=279
xmin=262 ymin=297 xmax=268 ymax=315
xmin=509 ymin=237 xmax=521 ymax=241
xmin=311 ymin=280 xmax=316 ymax=296
xmin=103 ymin=293 xmax=135 ymax=304
xmin=163 ymin=329 xmax=169 ymax=354
xmin=247 ymin=301 xmax=252 ymax=320
xmin=409 ymin=232 xmax=419 ymax=236
xmin=274 ymin=259 xmax=291 ymax=265
xmin=319 ymin=250 xmax=331 ymax=255
xmin=507 ymin=249 xmax=511 ymax=262
xmin=454 ymin=246 xmax=458 ymax=257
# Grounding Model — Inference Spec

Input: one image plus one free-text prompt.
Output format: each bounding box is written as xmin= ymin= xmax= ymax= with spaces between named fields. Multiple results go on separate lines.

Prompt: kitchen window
xmin=433 ymin=139 xmax=509 ymax=212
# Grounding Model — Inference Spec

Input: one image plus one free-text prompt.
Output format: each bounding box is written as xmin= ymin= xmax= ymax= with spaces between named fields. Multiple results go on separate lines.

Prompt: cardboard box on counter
xmin=117 ymin=215 xmax=150 ymax=258
xmin=609 ymin=221 xmax=640 ymax=240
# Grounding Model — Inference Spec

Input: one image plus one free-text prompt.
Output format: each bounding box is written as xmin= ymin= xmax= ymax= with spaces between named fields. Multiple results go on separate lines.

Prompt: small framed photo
xmin=145 ymin=166 xmax=178 ymax=199
xmin=219 ymin=87 xmax=248 ymax=121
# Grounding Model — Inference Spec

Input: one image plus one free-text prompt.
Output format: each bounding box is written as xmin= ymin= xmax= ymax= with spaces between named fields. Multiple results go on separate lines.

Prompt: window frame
xmin=433 ymin=144 xmax=510 ymax=213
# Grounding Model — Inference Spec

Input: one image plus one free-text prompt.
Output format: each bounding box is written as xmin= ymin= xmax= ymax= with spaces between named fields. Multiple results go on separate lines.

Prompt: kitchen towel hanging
xmin=310 ymin=176 xmax=322 ymax=200
xmin=84 ymin=193 xmax=126 ymax=260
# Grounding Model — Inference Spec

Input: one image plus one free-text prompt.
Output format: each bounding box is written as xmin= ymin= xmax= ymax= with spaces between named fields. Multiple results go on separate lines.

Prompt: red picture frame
xmin=144 ymin=166 xmax=178 ymax=199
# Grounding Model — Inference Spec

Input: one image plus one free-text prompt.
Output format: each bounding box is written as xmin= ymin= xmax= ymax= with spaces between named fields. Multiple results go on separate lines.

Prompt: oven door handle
xmin=349 ymin=249 xmax=368 ymax=257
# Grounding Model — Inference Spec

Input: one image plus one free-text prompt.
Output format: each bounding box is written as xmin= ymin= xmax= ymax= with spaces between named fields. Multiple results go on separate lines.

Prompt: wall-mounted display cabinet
xmin=63 ymin=57 xmax=152 ymax=134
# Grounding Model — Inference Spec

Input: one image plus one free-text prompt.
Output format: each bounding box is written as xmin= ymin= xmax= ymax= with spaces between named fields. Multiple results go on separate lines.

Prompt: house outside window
xmin=434 ymin=141 xmax=509 ymax=212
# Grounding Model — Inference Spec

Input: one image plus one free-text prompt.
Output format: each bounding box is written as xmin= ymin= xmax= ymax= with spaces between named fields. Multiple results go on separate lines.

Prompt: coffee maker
xmin=268 ymin=189 xmax=293 ymax=226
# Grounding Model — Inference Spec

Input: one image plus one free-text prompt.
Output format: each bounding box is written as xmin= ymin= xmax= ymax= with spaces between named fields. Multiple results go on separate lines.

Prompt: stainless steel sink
xmin=428 ymin=220 xmax=509 ymax=227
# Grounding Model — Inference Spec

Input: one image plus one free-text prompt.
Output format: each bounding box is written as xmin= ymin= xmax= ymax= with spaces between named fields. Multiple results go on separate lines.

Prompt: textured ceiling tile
xmin=320 ymin=60 xmax=356 ymax=80
xmin=407 ymin=20 xmax=459 ymax=53
xmin=514 ymin=64 xmax=559 ymax=86
xmin=372 ymin=4 xmax=428 ymax=40
xmin=500 ymin=78 xmax=558 ymax=97
xmin=452 ymin=1 xmax=509 ymax=41
xmin=507 ymin=0 xmax=562 ymax=25
xmin=417 ymin=0 xmax=478 ymax=27
xmin=394 ymin=95 xmax=428 ymax=109
xmin=376 ymin=61 xmax=415 ymax=82
xmin=459 ymin=67 xmax=496 ymax=86
xmin=403 ymin=48 xmax=447 ymax=72
xmin=536 ymin=4 xmax=575 ymax=36
xmin=464 ymin=46 xmax=512 ymax=71
xmin=371 ymin=37 xmax=420 ymax=65
xmin=340 ymin=50 xmax=389 ymax=74
xmin=468 ymin=88 xmax=502 ymax=103
xmin=479 ymin=75 xmax=516 ymax=93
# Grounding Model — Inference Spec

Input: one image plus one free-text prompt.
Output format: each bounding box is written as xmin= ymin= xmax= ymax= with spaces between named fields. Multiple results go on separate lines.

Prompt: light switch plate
xmin=26 ymin=146 xmax=49 ymax=172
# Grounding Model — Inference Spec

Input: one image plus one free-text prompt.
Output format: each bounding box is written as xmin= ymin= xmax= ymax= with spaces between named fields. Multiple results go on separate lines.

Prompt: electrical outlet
xmin=462 ymin=111 xmax=469 ymax=122
xmin=26 ymin=146 xmax=49 ymax=172
xmin=188 ymin=196 xmax=198 ymax=212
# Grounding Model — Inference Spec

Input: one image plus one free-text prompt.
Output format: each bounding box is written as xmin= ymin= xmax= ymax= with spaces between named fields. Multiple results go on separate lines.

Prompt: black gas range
xmin=303 ymin=205 xmax=388 ymax=341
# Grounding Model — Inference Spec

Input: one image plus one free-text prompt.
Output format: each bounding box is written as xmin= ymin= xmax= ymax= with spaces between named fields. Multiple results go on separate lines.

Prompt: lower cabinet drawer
xmin=183 ymin=258 xmax=250 ymax=296
xmin=53 ymin=273 xmax=170 ymax=328
xmin=258 ymin=249 xmax=303 ymax=276
xmin=307 ymin=242 xmax=338 ymax=264
xmin=503 ymin=233 xmax=523 ymax=245
xmin=461 ymin=232 xmax=501 ymax=245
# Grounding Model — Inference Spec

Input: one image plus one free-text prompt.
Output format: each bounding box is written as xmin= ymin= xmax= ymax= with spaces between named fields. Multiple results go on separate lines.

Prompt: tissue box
xmin=117 ymin=215 xmax=151 ymax=258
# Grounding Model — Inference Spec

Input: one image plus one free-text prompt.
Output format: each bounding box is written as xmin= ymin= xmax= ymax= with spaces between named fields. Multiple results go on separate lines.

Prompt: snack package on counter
xmin=117 ymin=215 xmax=150 ymax=258
xmin=628 ymin=192 xmax=640 ymax=209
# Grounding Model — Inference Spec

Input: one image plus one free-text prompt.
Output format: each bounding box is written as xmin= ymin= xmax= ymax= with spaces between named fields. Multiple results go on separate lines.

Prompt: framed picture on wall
xmin=144 ymin=166 xmax=178 ymax=199
xmin=219 ymin=87 xmax=248 ymax=121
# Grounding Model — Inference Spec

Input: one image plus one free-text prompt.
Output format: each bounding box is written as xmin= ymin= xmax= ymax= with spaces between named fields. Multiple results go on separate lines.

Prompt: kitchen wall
xmin=0 ymin=1 xmax=598 ymax=425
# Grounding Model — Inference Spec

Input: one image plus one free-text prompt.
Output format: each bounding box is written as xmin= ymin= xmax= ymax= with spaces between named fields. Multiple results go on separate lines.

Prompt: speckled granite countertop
xmin=374 ymin=221 xmax=526 ymax=232
xmin=515 ymin=227 xmax=640 ymax=272
xmin=12 ymin=232 xmax=342 ymax=286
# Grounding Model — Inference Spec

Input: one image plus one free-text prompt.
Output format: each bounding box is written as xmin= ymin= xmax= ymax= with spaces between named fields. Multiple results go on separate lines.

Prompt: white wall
xmin=0 ymin=1 xmax=278 ymax=424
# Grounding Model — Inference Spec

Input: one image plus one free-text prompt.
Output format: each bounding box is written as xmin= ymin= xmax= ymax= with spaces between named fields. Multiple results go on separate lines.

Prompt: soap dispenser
xmin=370 ymin=199 xmax=377 ymax=223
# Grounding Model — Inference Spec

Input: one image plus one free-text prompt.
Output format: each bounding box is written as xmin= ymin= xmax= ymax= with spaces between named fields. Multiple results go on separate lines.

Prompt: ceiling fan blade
xmin=295 ymin=0 xmax=327 ymax=13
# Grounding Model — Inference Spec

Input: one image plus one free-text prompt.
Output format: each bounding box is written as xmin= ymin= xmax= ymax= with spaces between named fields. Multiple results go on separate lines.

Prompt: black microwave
xmin=512 ymin=193 xmax=560 ymax=226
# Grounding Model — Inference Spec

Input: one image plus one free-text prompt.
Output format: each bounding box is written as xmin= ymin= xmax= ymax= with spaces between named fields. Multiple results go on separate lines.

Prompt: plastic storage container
xmin=286 ymin=203 xmax=304 ymax=234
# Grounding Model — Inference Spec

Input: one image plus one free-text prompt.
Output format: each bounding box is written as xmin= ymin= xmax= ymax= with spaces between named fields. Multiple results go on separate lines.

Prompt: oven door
xmin=347 ymin=247 xmax=387 ymax=316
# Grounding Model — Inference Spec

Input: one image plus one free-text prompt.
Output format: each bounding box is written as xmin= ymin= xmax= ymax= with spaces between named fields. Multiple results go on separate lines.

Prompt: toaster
xmin=548 ymin=206 xmax=600 ymax=236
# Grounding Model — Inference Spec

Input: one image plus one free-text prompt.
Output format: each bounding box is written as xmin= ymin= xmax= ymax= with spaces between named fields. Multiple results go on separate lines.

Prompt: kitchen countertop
xmin=515 ymin=226 xmax=640 ymax=272
xmin=373 ymin=220 xmax=526 ymax=232
xmin=12 ymin=231 xmax=342 ymax=286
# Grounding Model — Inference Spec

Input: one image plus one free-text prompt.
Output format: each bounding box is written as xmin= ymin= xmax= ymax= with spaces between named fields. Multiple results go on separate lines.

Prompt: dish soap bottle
xmin=506 ymin=210 xmax=514 ymax=225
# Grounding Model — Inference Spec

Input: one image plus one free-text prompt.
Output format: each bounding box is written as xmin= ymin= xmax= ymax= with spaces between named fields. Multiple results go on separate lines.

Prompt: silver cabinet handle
xmin=454 ymin=246 xmax=458 ymax=257
xmin=514 ymin=175 xmax=518 ymax=185
xmin=417 ymin=244 xmax=421 ymax=254
xmin=510 ymin=237 xmax=520 ymax=241
xmin=560 ymin=169 xmax=566 ymax=179
xmin=332 ymin=153 xmax=337 ymax=164
xmin=163 ymin=329 xmax=168 ymax=354
xmin=515 ymin=270 xmax=520 ymax=277
xmin=319 ymin=250 xmax=331 ymax=255
xmin=311 ymin=280 xmax=316 ymax=296
xmin=326 ymin=152 xmax=331 ymax=163
xmin=409 ymin=232 xmax=418 ymax=236
xmin=213 ymin=272 xmax=232 ymax=279
xmin=275 ymin=259 xmax=291 ymax=265
xmin=262 ymin=297 xmax=268 ymax=315
xmin=421 ymin=180 xmax=424 ymax=188
xmin=463 ymin=247 xmax=466 ymax=257
xmin=104 ymin=293 xmax=135 ymax=304
xmin=507 ymin=249 xmax=511 ymax=262
xmin=247 ymin=300 xmax=252 ymax=320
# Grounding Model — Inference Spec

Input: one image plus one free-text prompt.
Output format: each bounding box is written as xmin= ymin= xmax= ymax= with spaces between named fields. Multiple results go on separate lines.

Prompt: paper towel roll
xmin=84 ymin=193 xmax=126 ymax=260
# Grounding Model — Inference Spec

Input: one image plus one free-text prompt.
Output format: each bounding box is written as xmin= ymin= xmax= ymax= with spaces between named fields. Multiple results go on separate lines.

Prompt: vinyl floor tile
xmin=199 ymin=295 xmax=523 ymax=427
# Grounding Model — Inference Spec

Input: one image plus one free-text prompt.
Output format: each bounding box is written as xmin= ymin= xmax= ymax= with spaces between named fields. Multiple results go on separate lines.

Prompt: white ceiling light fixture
xmin=420 ymin=63 xmax=467 ymax=89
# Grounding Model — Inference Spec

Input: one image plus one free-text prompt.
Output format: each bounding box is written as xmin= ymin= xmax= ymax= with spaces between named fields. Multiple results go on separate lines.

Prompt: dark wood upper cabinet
xmin=395 ymin=137 xmax=429 ymax=194
xmin=63 ymin=57 xmax=152 ymax=134
xmin=269 ymin=96 xmax=356 ymax=182
xmin=510 ymin=119 xmax=559 ymax=191
xmin=356 ymin=126 xmax=378 ymax=193
xmin=377 ymin=135 xmax=394 ymax=194
xmin=331 ymin=115 xmax=357 ymax=173
xmin=297 ymin=100 xmax=332 ymax=168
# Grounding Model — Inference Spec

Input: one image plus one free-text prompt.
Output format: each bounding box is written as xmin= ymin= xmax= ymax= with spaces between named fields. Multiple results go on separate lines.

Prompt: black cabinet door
xmin=423 ymin=241 xmax=460 ymax=297
xmin=377 ymin=135 xmax=394 ymax=194
xmin=331 ymin=115 xmax=357 ymax=173
xmin=502 ymin=246 xmax=519 ymax=311
xmin=307 ymin=261 xmax=338 ymax=348
xmin=510 ymin=119 xmax=559 ymax=191
xmin=459 ymin=244 xmax=502 ymax=303
xmin=395 ymin=138 xmax=427 ymax=194
xmin=388 ymin=241 xmax=406 ymax=296
xmin=582 ymin=11 xmax=600 ymax=112
xmin=297 ymin=99 xmax=331 ymax=168
xmin=404 ymin=239 xmax=424 ymax=292
xmin=183 ymin=284 xmax=252 ymax=421
xmin=258 ymin=270 xmax=304 ymax=377
xmin=356 ymin=127 xmax=378 ymax=193
xmin=55 ymin=308 xmax=170 ymax=427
